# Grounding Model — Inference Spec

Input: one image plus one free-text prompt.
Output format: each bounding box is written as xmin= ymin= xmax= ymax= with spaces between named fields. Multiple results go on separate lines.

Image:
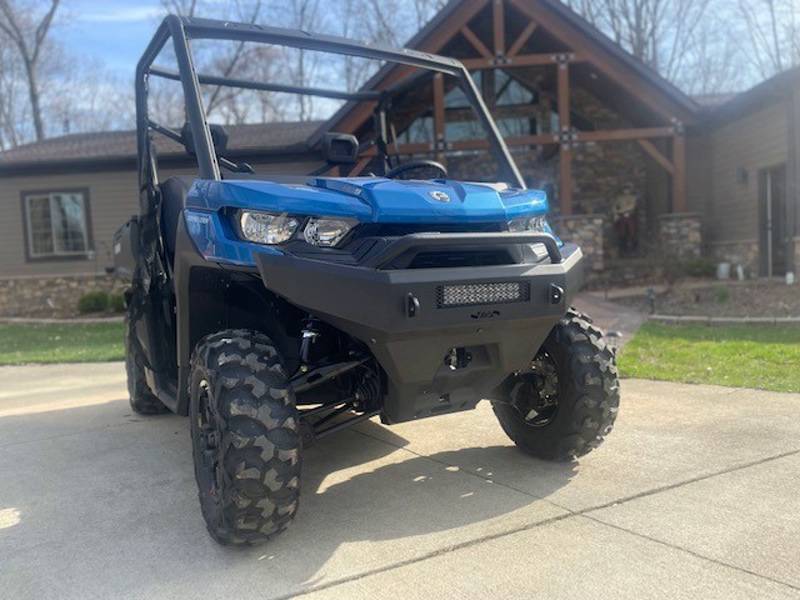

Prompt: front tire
xmin=492 ymin=309 xmax=619 ymax=461
xmin=189 ymin=329 xmax=302 ymax=546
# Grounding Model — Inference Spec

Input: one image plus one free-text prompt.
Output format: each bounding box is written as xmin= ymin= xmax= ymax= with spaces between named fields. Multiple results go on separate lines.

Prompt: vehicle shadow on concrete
xmin=0 ymin=398 xmax=577 ymax=597
xmin=235 ymin=417 xmax=578 ymax=590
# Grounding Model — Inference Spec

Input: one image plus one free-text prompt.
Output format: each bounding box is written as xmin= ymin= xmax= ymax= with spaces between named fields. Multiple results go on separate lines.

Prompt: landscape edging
xmin=649 ymin=314 xmax=800 ymax=325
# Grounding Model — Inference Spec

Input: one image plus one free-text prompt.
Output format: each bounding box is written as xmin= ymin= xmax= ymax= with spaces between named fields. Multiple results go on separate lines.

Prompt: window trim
xmin=20 ymin=188 xmax=95 ymax=262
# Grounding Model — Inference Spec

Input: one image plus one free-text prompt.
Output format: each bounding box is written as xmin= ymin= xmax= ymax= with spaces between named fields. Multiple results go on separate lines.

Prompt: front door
xmin=758 ymin=165 xmax=787 ymax=277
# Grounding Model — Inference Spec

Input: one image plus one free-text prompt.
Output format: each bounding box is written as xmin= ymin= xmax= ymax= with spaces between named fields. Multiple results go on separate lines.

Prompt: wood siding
xmin=0 ymin=160 xmax=320 ymax=278
xmin=707 ymin=102 xmax=788 ymax=244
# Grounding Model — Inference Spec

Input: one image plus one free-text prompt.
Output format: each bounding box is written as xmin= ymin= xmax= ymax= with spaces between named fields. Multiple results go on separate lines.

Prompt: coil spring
xmin=353 ymin=368 xmax=381 ymax=412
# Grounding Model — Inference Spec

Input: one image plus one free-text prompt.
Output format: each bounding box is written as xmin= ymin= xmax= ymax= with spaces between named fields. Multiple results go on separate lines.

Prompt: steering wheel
xmin=385 ymin=159 xmax=448 ymax=180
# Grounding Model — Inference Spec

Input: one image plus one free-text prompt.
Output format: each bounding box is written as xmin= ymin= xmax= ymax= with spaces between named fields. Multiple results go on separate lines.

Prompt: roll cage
xmin=134 ymin=14 xmax=526 ymax=198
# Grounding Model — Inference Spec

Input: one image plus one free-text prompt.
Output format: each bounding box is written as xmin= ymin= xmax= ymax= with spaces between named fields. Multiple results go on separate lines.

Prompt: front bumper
xmin=255 ymin=232 xmax=583 ymax=423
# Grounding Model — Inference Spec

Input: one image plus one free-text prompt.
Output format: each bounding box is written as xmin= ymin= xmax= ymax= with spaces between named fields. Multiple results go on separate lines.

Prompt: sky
xmin=59 ymin=0 xmax=166 ymax=76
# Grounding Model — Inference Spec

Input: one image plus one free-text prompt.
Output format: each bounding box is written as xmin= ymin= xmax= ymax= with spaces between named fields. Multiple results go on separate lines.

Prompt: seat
xmin=159 ymin=177 xmax=191 ymax=260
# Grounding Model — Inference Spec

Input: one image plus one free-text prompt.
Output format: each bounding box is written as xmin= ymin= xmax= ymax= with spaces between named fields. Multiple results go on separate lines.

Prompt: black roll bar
xmin=149 ymin=67 xmax=384 ymax=102
xmin=135 ymin=15 xmax=525 ymax=189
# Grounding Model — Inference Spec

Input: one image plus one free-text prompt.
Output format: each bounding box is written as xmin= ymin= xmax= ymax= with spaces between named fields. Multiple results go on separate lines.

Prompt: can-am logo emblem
xmin=429 ymin=190 xmax=450 ymax=203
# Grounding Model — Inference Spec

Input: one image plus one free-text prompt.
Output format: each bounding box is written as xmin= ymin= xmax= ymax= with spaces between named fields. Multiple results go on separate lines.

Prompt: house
xmin=0 ymin=122 xmax=323 ymax=316
xmin=0 ymin=0 xmax=798 ymax=317
xmin=701 ymin=67 xmax=800 ymax=278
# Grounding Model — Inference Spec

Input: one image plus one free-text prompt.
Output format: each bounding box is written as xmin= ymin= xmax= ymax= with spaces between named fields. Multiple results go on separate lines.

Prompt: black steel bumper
xmin=255 ymin=232 xmax=583 ymax=423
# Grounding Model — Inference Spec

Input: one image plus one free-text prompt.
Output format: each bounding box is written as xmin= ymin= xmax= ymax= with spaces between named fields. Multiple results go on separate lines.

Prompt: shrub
xmin=77 ymin=291 xmax=109 ymax=314
xmin=109 ymin=293 xmax=126 ymax=313
xmin=714 ymin=285 xmax=730 ymax=304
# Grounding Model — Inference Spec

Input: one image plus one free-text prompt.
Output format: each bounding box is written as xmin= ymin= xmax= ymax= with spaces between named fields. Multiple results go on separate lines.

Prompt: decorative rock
xmin=0 ymin=275 xmax=127 ymax=318
xmin=658 ymin=213 xmax=702 ymax=259
xmin=550 ymin=215 xmax=605 ymax=272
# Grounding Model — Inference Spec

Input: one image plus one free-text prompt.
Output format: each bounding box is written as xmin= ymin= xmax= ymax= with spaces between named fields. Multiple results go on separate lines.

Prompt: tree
xmin=161 ymin=0 xmax=265 ymax=117
xmin=326 ymin=0 xmax=447 ymax=93
xmin=0 ymin=36 xmax=24 ymax=148
xmin=153 ymin=0 xmax=452 ymax=122
xmin=566 ymin=0 xmax=716 ymax=84
xmin=736 ymin=0 xmax=800 ymax=79
xmin=0 ymin=0 xmax=60 ymax=141
xmin=567 ymin=0 xmax=800 ymax=94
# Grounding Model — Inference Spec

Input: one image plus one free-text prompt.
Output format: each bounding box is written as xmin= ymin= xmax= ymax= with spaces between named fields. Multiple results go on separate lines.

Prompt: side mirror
xmin=181 ymin=123 xmax=229 ymax=156
xmin=322 ymin=132 xmax=359 ymax=165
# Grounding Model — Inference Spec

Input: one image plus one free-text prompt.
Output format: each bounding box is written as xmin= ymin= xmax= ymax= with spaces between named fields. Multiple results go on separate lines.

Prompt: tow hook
xmin=407 ymin=293 xmax=420 ymax=317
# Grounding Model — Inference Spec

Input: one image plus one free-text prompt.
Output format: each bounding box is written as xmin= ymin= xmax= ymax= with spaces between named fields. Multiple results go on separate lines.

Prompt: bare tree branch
xmin=0 ymin=0 xmax=60 ymax=140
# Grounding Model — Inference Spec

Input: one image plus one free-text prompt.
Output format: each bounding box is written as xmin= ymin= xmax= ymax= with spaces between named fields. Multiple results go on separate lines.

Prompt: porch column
xmin=432 ymin=73 xmax=446 ymax=165
xmin=672 ymin=131 xmax=687 ymax=213
xmin=787 ymin=85 xmax=800 ymax=275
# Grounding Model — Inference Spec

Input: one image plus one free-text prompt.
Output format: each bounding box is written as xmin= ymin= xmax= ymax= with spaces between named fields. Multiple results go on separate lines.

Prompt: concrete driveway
xmin=1 ymin=363 xmax=799 ymax=599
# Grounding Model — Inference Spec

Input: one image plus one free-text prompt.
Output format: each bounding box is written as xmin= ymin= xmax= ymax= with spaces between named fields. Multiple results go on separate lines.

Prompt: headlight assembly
xmin=303 ymin=217 xmax=355 ymax=247
xmin=239 ymin=210 xmax=300 ymax=245
xmin=507 ymin=215 xmax=548 ymax=233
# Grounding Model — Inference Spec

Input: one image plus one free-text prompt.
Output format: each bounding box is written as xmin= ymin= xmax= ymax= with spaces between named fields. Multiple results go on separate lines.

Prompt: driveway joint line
xmin=343 ymin=427 xmax=800 ymax=595
xmin=354 ymin=426 xmax=800 ymax=518
xmin=580 ymin=513 xmax=800 ymax=592
xmin=268 ymin=511 xmax=576 ymax=600
xmin=577 ymin=448 xmax=800 ymax=516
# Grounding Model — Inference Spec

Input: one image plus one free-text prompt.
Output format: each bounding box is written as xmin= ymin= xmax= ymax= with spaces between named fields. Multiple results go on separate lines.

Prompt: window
xmin=498 ymin=117 xmax=535 ymax=137
xmin=494 ymin=71 xmax=535 ymax=106
xmin=444 ymin=72 xmax=481 ymax=108
xmin=398 ymin=115 xmax=434 ymax=144
xmin=23 ymin=190 xmax=92 ymax=259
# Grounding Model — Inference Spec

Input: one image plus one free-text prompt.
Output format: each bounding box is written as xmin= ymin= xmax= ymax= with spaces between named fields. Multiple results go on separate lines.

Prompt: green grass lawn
xmin=2 ymin=320 xmax=798 ymax=394
xmin=0 ymin=322 xmax=125 ymax=365
xmin=618 ymin=322 xmax=800 ymax=393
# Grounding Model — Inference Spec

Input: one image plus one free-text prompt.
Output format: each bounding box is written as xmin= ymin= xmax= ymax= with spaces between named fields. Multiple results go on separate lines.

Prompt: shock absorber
xmin=299 ymin=317 xmax=321 ymax=372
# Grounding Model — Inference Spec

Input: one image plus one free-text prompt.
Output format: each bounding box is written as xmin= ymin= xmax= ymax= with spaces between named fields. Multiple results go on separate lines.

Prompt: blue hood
xmin=187 ymin=177 xmax=549 ymax=224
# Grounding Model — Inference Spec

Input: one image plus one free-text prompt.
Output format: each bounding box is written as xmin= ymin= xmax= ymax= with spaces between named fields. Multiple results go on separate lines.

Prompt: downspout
xmin=787 ymin=80 xmax=800 ymax=279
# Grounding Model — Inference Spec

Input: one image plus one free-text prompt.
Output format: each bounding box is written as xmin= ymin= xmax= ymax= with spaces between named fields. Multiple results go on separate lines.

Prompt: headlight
xmin=508 ymin=215 xmax=548 ymax=233
xmin=303 ymin=217 xmax=355 ymax=247
xmin=239 ymin=210 xmax=300 ymax=244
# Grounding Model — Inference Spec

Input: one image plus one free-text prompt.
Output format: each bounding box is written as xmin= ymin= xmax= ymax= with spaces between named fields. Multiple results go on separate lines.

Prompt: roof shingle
xmin=0 ymin=120 xmax=323 ymax=168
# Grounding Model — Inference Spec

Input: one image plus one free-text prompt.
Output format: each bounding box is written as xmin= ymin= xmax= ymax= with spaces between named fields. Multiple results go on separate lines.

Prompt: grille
xmin=436 ymin=282 xmax=530 ymax=308
xmin=408 ymin=250 xmax=513 ymax=269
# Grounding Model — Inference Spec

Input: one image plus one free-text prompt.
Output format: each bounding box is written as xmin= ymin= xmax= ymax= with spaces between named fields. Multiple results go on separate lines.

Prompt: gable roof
xmin=320 ymin=0 xmax=699 ymax=139
xmin=710 ymin=65 xmax=800 ymax=126
xmin=0 ymin=120 xmax=323 ymax=175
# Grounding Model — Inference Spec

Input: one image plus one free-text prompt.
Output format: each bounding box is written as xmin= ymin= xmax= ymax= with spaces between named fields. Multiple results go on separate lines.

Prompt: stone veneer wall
xmin=658 ymin=213 xmax=702 ymax=259
xmin=709 ymin=238 xmax=800 ymax=278
xmin=0 ymin=274 xmax=127 ymax=318
xmin=710 ymin=240 xmax=758 ymax=274
xmin=550 ymin=215 xmax=605 ymax=273
xmin=707 ymin=240 xmax=759 ymax=274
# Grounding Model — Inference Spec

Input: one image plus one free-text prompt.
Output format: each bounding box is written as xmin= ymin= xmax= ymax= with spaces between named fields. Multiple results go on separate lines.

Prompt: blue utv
xmin=113 ymin=15 xmax=619 ymax=546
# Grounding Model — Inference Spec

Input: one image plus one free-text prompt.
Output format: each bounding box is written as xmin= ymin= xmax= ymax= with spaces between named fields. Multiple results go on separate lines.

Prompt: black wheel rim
xmin=195 ymin=380 xmax=223 ymax=499
xmin=509 ymin=350 xmax=560 ymax=427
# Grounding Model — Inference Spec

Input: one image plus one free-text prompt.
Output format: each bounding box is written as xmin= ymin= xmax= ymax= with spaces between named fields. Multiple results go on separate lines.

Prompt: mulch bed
xmin=616 ymin=280 xmax=800 ymax=318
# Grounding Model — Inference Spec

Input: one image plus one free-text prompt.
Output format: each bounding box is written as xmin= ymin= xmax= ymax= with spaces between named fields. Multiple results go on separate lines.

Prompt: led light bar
xmin=436 ymin=282 xmax=530 ymax=308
